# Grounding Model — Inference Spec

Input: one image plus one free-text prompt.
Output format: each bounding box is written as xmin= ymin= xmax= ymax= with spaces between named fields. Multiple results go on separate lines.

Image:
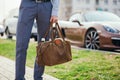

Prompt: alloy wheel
xmin=85 ymin=30 xmax=100 ymax=49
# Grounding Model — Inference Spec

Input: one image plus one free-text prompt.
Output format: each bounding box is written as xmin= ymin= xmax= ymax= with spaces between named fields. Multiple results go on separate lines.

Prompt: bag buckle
xmin=36 ymin=0 xmax=42 ymax=3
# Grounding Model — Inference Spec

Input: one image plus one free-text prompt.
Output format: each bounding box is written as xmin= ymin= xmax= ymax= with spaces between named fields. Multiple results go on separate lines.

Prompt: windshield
xmin=84 ymin=11 xmax=120 ymax=22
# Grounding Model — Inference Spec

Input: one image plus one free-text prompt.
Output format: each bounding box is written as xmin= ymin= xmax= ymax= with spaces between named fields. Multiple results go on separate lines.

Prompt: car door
xmin=6 ymin=9 xmax=18 ymax=34
xmin=9 ymin=10 xmax=18 ymax=34
xmin=66 ymin=13 xmax=85 ymax=41
xmin=64 ymin=26 xmax=85 ymax=42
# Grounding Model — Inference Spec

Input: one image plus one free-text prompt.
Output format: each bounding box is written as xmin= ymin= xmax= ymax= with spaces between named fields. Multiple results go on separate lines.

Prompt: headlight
xmin=104 ymin=26 xmax=119 ymax=33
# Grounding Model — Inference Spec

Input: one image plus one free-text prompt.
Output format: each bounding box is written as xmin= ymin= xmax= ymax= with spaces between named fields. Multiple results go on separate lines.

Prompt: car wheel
xmin=84 ymin=29 xmax=100 ymax=49
xmin=0 ymin=33 xmax=4 ymax=36
xmin=34 ymin=36 xmax=37 ymax=41
xmin=5 ymin=28 xmax=12 ymax=39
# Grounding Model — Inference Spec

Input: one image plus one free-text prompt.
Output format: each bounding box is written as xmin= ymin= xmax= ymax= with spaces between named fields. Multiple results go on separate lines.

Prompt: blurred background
xmin=0 ymin=1 xmax=120 ymax=80
xmin=59 ymin=0 xmax=120 ymax=20
xmin=0 ymin=0 xmax=120 ymax=23
xmin=0 ymin=0 xmax=20 ymax=24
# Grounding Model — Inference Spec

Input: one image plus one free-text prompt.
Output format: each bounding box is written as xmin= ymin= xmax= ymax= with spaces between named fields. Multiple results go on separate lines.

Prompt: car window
xmin=84 ymin=11 xmax=120 ymax=22
xmin=8 ymin=9 xmax=19 ymax=18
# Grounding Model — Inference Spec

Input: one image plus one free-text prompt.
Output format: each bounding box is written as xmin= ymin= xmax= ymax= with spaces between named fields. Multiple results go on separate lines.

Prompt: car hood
xmin=83 ymin=21 xmax=120 ymax=31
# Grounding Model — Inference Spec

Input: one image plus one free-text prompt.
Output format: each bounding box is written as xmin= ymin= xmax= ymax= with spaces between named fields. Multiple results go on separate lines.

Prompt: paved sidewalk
xmin=0 ymin=56 xmax=59 ymax=80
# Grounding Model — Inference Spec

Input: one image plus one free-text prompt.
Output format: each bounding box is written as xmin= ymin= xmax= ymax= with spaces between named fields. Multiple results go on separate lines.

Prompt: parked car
xmin=59 ymin=11 xmax=120 ymax=50
xmin=3 ymin=8 xmax=37 ymax=41
xmin=0 ymin=24 xmax=4 ymax=36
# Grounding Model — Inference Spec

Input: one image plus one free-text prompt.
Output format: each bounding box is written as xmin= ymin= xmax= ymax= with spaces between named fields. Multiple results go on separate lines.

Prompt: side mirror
xmin=13 ymin=16 xmax=18 ymax=18
xmin=72 ymin=20 xmax=83 ymax=26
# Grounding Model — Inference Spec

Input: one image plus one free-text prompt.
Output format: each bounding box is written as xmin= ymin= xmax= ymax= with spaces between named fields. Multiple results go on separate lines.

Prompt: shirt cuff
xmin=51 ymin=9 xmax=58 ymax=16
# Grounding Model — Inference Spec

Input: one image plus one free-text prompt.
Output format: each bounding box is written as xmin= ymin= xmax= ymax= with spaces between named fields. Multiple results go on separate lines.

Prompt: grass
xmin=0 ymin=39 xmax=120 ymax=80
xmin=0 ymin=39 xmax=37 ymax=67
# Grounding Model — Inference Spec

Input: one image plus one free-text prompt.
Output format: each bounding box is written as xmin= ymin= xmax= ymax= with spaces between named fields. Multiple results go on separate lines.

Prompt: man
xmin=15 ymin=0 xmax=59 ymax=80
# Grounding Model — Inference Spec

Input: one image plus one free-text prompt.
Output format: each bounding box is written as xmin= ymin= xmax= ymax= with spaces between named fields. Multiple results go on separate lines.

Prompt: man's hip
xmin=20 ymin=0 xmax=51 ymax=8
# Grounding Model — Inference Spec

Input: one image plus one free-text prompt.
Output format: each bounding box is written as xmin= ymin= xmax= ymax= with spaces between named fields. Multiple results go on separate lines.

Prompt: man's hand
xmin=50 ymin=16 xmax=58 ymax=23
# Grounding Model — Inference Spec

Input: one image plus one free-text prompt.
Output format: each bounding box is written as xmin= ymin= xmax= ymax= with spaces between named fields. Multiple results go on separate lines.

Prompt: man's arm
xmin=51 ymin=0 xmax=59 ymax=16
xmin=50 ymin=0 xmax=59 ymax=23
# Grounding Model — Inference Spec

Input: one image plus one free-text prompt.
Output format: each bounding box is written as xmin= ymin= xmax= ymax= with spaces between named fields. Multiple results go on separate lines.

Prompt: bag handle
xmin=43 ymin=22 xmax=65 ymax=41
xmin=55 ymin=22 xmax=65 ymax=41
xmin=43 ymin=22 xmax=53 ymax=39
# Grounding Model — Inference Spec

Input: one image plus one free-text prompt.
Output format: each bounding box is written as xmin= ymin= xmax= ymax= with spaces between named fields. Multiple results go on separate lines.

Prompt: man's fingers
xmin=50 ymin=16 xmax=58 ymax=23
xmin=50 ymin=18 xmax=53 ymax=23
xmin=53 ymin=19 xmax=57 ymax=23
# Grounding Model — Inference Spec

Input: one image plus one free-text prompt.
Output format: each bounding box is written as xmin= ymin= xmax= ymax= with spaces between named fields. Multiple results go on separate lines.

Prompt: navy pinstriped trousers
xmin=15 ymin=0 xmax=52 ymax=80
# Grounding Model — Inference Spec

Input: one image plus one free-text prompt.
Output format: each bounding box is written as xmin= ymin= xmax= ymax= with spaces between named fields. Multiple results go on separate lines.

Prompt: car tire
xmin=34 ymin=36 xmax=37 ymax=41
xmin=84 ymin=29 xmax=100 ymax=49
xmin=0 ymin=33 xmax=4 ymax=36
xmin=5 ymin=28 xmax=12 ymax=39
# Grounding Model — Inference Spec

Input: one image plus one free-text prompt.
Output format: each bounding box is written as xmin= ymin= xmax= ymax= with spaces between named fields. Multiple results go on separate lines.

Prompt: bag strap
xmin=43 ymin=22 xmax=65 ymax=41
xmin=43 ymin=22 xmax=53 ymax=39
xmin=55 ymin=22 xmax=65 ymax=41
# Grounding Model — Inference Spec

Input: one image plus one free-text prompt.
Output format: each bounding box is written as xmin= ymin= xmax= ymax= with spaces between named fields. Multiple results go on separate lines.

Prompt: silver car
xmin=0 ymin=25 xmax=4 ymax=36
xmin=3 ymin=8 xmax=37 ymax=41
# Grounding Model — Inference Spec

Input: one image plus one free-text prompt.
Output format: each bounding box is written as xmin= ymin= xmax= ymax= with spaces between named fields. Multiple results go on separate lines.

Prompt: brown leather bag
xmin=36 ymin=23 xmax=72 ymax=66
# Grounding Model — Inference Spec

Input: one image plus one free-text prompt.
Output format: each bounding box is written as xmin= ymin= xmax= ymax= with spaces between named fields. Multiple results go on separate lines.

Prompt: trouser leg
xmin=34 ymin=2 xmax=52 ymax=80
xmin=15 ymin=6 xmax=36 ymax=80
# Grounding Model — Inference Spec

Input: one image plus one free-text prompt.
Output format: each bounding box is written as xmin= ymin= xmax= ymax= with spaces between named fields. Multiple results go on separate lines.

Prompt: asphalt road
xmin=0 ymin=34 xmax=120 ymax=54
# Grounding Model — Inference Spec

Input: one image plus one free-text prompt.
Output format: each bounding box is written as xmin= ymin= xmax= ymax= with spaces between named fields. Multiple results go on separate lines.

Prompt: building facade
xmin=59 ymin=0 xmax=120 ymax=20
xmin=58 ymin=0 xmax=72 ymax=20
xmin=0 ymin=0 xmax=20 ymax=23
